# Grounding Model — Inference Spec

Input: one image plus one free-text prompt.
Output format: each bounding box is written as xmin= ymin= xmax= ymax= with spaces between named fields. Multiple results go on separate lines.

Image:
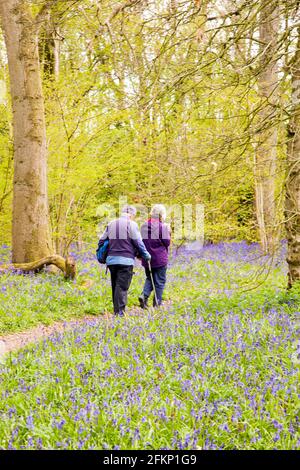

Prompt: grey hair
xmin=151 ymin=204 xmax=166 ymax=221
xmin=121 ymin=204 xmax=137 ymax=216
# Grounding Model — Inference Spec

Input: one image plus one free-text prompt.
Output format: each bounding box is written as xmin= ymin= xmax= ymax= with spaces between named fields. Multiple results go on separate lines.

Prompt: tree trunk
xmin=255 ymin=0 xmax=279 ymax=254
xmin=53 ymin=27 xmax=60 ymax=78
xmin=285 ymin=28 xmax=300 ymax=288
xmin=0 ymin=0 xmax=52 ymax=262
xmin=39 ymin=13 xmax=60 ymax=79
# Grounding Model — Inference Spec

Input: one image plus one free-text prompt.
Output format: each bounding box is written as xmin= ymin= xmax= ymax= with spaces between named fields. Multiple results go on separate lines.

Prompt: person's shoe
xmin=115 ymin=311 xmax=125 ymax=317
xmin=138 ymin=295 xmax=148 ymax=309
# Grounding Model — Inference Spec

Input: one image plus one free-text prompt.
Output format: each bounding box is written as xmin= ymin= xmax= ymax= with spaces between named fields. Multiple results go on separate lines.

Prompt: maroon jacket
xmin=141 ymin=218 xmax=171 ymax=268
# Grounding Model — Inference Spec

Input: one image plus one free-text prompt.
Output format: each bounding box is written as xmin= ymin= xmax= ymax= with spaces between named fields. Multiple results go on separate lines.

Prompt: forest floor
xmin=0 ymin=241 xmax=299 ymax=449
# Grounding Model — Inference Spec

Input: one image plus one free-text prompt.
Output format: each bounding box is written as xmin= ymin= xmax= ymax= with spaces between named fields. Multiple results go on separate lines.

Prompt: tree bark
xmin=39 ymin=12 xmax=60 ymax=79
xmin=0 ymin=0 xmax=52 ymax=262
xmin=285 ymin=27 xmax=300 ymax=288
xmin=255 ymin=0 xmax=279 ymax=254
xmin=0 ymin=255 xmax=76 ymax=279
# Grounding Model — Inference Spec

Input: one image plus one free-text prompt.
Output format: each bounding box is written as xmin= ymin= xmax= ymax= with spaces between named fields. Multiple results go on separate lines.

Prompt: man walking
xmin=98 ymin=205 xmax=151 ymax=316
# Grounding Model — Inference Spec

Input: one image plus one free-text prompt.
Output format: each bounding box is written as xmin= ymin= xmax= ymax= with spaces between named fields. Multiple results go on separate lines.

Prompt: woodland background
xmin=0 ymin=0 xmax=299 ymax=259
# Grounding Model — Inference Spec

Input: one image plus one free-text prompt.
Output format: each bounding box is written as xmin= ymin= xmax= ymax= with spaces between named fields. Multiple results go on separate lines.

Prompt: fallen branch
xmin=0 ymin=255 xmax=76 ymax=280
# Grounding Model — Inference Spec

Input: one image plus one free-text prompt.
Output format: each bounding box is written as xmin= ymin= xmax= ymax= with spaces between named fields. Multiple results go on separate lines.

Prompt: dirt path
xmin=0 ymin=314 xmax=108 ymax=359
xmin=0 ymin=300 xmax=172 ymax=360
xmin=0 ymin=305 xmax=157 ymax=359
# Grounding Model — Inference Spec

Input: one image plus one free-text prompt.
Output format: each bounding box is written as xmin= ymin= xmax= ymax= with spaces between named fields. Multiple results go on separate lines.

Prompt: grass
xmin=0 ymin=241 xmax=299 ymax=449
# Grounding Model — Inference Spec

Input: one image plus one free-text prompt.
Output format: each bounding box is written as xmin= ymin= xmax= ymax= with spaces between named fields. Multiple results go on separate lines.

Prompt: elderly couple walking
xmin=98 ymin=204 xmax=171 ymax=316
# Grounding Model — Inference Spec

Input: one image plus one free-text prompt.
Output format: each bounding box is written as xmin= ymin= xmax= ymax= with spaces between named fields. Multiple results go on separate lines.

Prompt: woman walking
xmin=139 ymin=204 xmax=171 ymax=308
xmin=98 ymin=205 xmax=151 ymax=316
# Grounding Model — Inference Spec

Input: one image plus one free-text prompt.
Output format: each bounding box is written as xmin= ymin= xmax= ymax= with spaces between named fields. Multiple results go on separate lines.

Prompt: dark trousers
xmin=108 ymin=265 xmax=133 ymax=314
xmin=143 ymin=266 xmax=167 ymax=306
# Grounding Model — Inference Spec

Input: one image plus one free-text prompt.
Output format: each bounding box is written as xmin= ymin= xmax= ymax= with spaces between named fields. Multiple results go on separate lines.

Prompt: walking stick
xmin=148 ymin=259 xmax=159 ymax=307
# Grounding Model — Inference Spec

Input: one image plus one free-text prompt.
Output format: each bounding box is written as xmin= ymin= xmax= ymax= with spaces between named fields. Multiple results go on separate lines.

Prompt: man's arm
xmin=130 ymin=221 xmax=151 ymax=260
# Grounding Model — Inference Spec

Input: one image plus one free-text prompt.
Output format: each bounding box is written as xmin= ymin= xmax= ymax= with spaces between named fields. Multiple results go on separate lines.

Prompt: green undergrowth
xmin=0 ymin=245 xmax=299 ymax=449
xmin=0 ymin=254 xmax=298 ymax=335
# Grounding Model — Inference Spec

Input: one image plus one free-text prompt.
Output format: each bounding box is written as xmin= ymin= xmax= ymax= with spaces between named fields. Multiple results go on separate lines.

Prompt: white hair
xmin=151 ymin=204 xmax=166 ymax=221
xmin=121 ymin=205 xmax=137 ymax=216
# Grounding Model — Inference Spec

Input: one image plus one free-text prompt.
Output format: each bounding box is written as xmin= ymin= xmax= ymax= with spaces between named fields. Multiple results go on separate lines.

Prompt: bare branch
xmin=106 ymin=0 xmax=142 ymax=24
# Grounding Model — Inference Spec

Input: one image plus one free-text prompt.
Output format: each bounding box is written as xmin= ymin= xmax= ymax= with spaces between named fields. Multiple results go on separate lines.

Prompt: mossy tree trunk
xmin=39 ymin=9 xmax=60 ymax=79
xmin=0 ymin=0 xmax=53 ymax=262
xmin=285 ymin=27 xmax=300 ymax=288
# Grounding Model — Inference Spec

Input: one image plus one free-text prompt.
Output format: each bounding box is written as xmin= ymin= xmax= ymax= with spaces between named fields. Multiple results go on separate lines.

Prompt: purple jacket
xmin=141 ymin=219 xmax=171 ymax=268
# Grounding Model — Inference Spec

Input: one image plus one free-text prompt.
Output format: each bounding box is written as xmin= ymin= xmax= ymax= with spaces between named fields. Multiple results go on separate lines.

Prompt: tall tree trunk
xmin=255 ymin=0 xmax=279 ymax=254
xmin=285 ymin=27 xmax=300 ymax=288
xmin=39 ymin=12 xmax=60 ymax=79
xmin=53 ymin=27 xmax=60 ymax=78
xmin=0 ymin=0 xmax=52 ymax=262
